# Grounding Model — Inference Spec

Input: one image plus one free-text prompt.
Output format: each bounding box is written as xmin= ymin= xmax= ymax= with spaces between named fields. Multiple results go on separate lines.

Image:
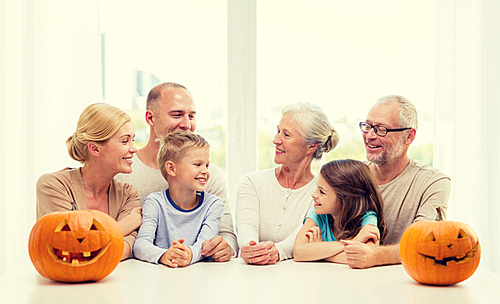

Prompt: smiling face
xmin=170 ymin=147 xmax=211 ymax=192
xmin=363 ymin=103 xmax=408 ymax=166
xmin=49 ymin=214 xmax=111 ymax=266
xmin=97 ymin=121 xmax=137 ymax=175
xmin=273 ymin=114 xmax=311 ymax=166
xmin=153 ymin=88 xmax=197 ymax=137
xmin=400 ymin=221 xmax=481 ymax=285
xmin=28 ymin=210 xmax=124 ymax=282
xmin=311 ymin=173 xmax=340 ymax=216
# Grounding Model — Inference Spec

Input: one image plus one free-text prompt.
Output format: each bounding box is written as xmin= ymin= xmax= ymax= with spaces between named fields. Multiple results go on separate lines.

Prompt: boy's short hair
xmin=157 ymin=130 xmax=210 ymax=181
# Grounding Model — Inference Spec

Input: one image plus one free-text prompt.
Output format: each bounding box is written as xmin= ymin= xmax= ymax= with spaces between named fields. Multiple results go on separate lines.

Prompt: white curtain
xmin=0 ymin=0 xmax=102 ymax=274
xmin=435 ymin=0 xmax=500 ymax=275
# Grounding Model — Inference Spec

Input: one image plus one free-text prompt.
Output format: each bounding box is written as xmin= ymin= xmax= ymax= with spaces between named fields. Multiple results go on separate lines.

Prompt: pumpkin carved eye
xmin=89 ymin=219 xmax=104 ymax=231
xmin=458 ymin=229 xmax=468 ymax=239
xmin=426 ymin=232 xmax=436 ymax=242
xmin=54 ymin=219 xmax=71 ymax=232
xmin=61 ymin=224 xmax=71 ymax=231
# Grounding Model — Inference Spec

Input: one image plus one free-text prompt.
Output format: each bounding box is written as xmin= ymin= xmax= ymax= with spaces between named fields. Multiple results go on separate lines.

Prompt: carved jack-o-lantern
xmin=28 ymin=210 xmax=124 ymax=282
xmin=400 ymin=221 xmax=481 ymax=285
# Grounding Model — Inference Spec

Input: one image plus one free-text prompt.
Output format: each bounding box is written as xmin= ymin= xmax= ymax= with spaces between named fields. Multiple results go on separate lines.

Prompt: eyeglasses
xmin=359 ymin=122 xmax=411 ymax=137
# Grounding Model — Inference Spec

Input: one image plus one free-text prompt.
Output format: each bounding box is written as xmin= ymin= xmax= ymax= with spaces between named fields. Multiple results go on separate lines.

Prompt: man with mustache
xmin=341 ymin=95 xmax=450 ymax=269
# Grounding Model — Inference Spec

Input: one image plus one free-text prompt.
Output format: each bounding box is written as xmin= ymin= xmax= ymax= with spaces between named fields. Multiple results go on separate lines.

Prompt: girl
xmin=293 ymin=159 xmax=387 ymax=263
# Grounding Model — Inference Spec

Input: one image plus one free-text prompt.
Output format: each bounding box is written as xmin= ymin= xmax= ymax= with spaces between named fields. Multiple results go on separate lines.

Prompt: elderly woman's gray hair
xmin=281 ymin=103 xmax=339 ymax=160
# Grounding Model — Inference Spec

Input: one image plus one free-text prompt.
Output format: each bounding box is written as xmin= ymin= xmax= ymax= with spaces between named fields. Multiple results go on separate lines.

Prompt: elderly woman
xmin=236 ymin=103 xmax=339 ymax=264
xmin=36 ymin=103 xmax=142 ymax=260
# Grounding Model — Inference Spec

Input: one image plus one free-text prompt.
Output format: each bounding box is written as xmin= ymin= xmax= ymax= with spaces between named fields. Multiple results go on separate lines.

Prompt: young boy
xmin=133 ymin=130 xmax=224 ymax=267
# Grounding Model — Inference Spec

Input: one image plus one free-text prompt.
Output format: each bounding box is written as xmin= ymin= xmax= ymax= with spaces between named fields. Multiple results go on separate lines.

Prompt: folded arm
xmin=293 ymin=218 xmax=345 ymax=262
xmin=342 ymin=241 xmax=400 ymax=268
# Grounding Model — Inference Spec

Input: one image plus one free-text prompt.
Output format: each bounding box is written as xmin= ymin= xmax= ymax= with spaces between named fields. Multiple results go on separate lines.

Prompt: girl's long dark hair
xmin=320 ymin=159 xmax=387 ymax=244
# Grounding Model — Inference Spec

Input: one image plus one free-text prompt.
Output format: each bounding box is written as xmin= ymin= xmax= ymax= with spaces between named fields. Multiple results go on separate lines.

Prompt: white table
xmin=1 ymin=258 xmax=499 ymax=304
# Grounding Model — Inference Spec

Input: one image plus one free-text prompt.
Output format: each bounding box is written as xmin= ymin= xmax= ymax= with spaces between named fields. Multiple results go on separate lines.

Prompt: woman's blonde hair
xmin=66 ymin=103 xmax=131 ymax=163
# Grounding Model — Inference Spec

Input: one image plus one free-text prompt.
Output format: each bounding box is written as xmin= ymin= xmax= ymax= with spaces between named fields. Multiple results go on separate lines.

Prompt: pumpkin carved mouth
xmin=46 ymin=242 xmax=111 ymax=266
xmin=418 ymin=243 xmax=480 ymax=267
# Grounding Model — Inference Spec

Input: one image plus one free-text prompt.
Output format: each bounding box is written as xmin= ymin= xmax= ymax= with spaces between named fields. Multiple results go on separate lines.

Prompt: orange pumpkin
xmin=400 ymin=221 xmax=480 ymax=285
xmin=28 ymin=210 xmax=124 ymax=282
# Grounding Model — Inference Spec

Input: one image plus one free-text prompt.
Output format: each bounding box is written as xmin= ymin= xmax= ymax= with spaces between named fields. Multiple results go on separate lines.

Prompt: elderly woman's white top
xmin=236 ymin=167 xmax=316 ymax=261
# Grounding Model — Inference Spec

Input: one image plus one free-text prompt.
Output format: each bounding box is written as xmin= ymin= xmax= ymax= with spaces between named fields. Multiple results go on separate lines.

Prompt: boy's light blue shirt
xmin=305 ymin=207 xmax=378 ymax=242
xmin=133 ymin=189 xmax=224 ymax=264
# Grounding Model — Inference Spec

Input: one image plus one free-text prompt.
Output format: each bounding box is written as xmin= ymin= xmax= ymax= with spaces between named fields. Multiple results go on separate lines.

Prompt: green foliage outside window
xmin=258 ymin=130 xmax=434 ymax=171
xmin=130 ymin=111 xmax=434 ymax=173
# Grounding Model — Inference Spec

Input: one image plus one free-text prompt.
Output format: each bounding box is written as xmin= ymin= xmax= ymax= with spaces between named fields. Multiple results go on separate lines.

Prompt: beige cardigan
xmin=36 ymin=167 xmax=140 ymax=252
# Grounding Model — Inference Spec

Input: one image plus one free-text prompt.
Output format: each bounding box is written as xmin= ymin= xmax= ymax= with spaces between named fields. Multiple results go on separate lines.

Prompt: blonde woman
xmin=36 ymin=103 xmax=142 ymax=260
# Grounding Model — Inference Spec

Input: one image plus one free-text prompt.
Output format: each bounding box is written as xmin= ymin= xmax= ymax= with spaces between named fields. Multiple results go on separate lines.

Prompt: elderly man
xmin=341 ymin=95 xmax=451 ymax=268
xmin=117 ymin=82 xmax=237 ymax=261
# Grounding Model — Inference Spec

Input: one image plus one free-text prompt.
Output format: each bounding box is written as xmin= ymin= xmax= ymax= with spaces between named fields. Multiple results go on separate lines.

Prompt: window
xmin=100 ymin=0 xmax=228 ymax=170
xmin=100 ymin=0 xmax=436 ymax=211
xmin=257 ymin=0 xmax=436 ymax=172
